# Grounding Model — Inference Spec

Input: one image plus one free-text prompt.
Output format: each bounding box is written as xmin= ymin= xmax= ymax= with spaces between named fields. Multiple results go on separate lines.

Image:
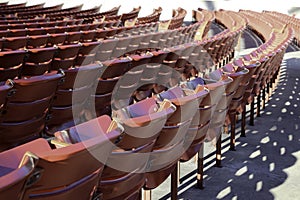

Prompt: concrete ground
xmin=150 ymin=51 xmax=300 ymax=200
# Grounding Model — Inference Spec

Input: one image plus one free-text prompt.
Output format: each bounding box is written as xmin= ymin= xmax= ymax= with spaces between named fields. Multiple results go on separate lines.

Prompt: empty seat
xmin=111 ymin=37 xmax=131 ymax=58
xmin=0 ymin=71 xmax=64 ymax=151
xmin=55 ymin=26 xmax=70 ymax=34
xmin=7 ymin=29 xmax=27 ymax=37
xmin=0 ymin=30 xmax=8 ymax=38
xmin=0 ymin=50 xmax=27 ymax=82
xmin=65 ymin=31 xmax=82 ymax=44
xmin=95 ymin=39 xmax=118 ymax=62
xmin=126 ymin=34 xmax=144 ymax=53
xmin=180 ymin=78 xmax=211 ymax=162
xmin=3 ymin=36 xmax=27 ymax=51
xmin=75 ymin=41 xmax=100 ymax=66
xmin=144 ymin=86 xmax=206 ymax=195
xmin=104 ymin=28 xmax=119 ymax=39
xmin=51 ymin=44 xmax=81 ymax=70
xmin=80 ymin=30 xmax=96 ymax=42
xmin=27 ymin=28 xmax=46 ymax=36
xmin=27 ymin=35 xmax=49 ymax=49
xmin=22 ymin=47 xmax=57 ymax=76
xmin=94 ymin=29 xmax=109 ymax=41
xmin=182 ymin=73 xmax=232 ymax=188
xmin=47 ymin=33 xmax=67 ymax=47
xmin=47 ymin=64 xmax=102 ymax=133
xmin=13 ymin=127 xmax=120 ymax=200
xmin=94 ymin=57 xmax=133 ymax=116
xmin=103 ymin=97 xmax=175 ymax=199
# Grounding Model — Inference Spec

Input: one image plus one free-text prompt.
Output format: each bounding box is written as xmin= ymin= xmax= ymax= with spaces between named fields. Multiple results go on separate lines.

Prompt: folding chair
xmin=47 ymin=33 xmax=67 ymax=47
xmin=75 ymin=41 xmax=100 ymax=66
xmin=111 ymin=37 xmax=131 ymax=58
xmin=27 ymin=35 xmax=49 ymax=49
xmin=7 ymin=29 xmax=27 ymax=37
xmin=104 ymin=97 xmax=175 ymax=199
xmin=144 ymin=86 xmax=206 ymax=199
xmin=47 ymin=64 xmax=102 ymax=133
xmin=94 ymin=57 xmax=133 ymax=116
xmin=51 ymin=44 xmax=81 ymax=70
xmin=22 ymin=47 xmax=57 ymax=76
xmin=80 ymin=30 xmax=96 ymax=42
xmin=0 ymin=71 xmax=64 ymax=151
xmin=0 ymin=50 xmax=27 ymax=82
xmin=95 ymin=39 xmax=118 ymax=62
xmin=2 ymin=36 xmax=28 ymax=51
xmin=64 ymin=31 xmax=82 ymax=44
xmin=18 ymin=128 xmax=119 ymax=200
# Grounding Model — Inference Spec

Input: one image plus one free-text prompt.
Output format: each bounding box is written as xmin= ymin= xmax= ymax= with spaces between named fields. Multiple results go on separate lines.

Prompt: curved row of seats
xmin=0 ymin=5 xmax=295 ymax=200
xmin=0 ymin=2 xmax=46 ymax=13
xmin=206 ymin=9 xmax=293 ymax=171
xmin=0 ymin=6 xmax=241 ymax=198
xmin=0 ymin=17 xmax=204 ymax=149
xmin=73 ymin=6 xmax=121 ymax=24
xmin=6 ymin=4 xmax=85 ymax=19
xmin=0 ymin=21 xmax=157 ymax=50
xmin=261 ymin=10 xmax=300 ymax=46
xmin=136 ymin=7 xmax=162 ymax=25
xmin=83 ymin=9 xmax=254 ymax=198
xmin=0 ymin=21 xmax=199 ymax=81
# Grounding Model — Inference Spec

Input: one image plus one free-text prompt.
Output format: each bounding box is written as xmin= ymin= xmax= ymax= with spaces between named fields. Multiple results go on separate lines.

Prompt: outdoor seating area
xmin=0 ymin=1 xmax=299 ymax=199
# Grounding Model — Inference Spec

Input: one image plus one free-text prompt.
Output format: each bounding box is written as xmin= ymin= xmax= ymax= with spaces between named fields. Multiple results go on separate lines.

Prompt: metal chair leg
xmin=197 ymin=145 xmax=204 ymax=189
xmin=216 ymin=133 xmax=222 ymax=167
xmin=171 ymin=163 xmax=178 ymax=200
xmin=250 ymin=100 xmax=255 ymax=126
xmin=262 ymin=87 xmax=266 ymax=110
xmin=241 ymin=104 xmax=246 ymax=137
xmin=143 ymin=190 xmax=151 ymax=200
xmin=229 ymin=112 xmax=236 ymax=151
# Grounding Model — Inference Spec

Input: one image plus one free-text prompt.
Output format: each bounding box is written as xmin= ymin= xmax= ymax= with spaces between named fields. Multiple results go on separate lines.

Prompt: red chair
xmin=27 ymin=35 xmax=49 ymax=49
xmin=80 ymin=30 xmax=96 ymax=42
xmin=95 ymin=39 xmax=118 ymax=62
xmin=0 ymin=50 xmax=27 ymax=82
xmin=94 ymin=57 xmax=132 ymax=116
xmin=26 ymin=28 xmax=46 ymax=36
xmin=111 ymin=37 xmax=131 ymax=58
xmin=7 ymin=29 xmax=27 ymax=37
xmin=102 ymin=97 xmax=175 ymax=199
xmin=47 ymin=64 xmax=102 ymax=133
xmin=15 ymin=128 xmax=119 ymax=200
xmin=75 ymin=41 xmax=100 ymax=66
xmin=0 ymin=30 xmax=8 ymax=38
xmin=47 ymin=33 xmax=67 ymax=47
xmin=51 ymin=44 xmax=81 ymax=70
xmin=0 ymin=71 xmax=64 ymax=151
xmin=22 ymin=47 xmax=57 ymax=76
xmin=65 ymin=31 xmax=82 ymax=44
xmin=2 ymin=36 xmax=27 ymax=51
xmin=144 ymin=86 xmax=207 ymax=198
